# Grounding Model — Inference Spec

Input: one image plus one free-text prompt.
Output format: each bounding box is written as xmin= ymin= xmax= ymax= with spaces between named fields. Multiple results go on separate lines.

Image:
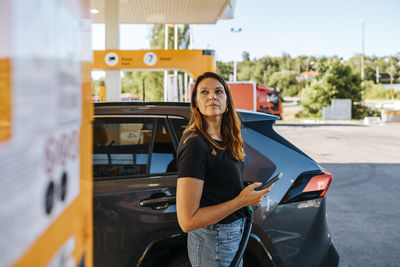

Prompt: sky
xmin=92 ymin=0 xmax=400 ymax=63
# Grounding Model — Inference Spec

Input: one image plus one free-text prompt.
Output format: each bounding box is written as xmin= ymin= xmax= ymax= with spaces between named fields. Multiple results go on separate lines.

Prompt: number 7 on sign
xmin=143 ymin=52 xmax=157 ymax=66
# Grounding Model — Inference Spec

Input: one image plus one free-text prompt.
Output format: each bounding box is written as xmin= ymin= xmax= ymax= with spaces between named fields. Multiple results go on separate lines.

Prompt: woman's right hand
xmin=236 ymin=182 xmax=273 ymax=207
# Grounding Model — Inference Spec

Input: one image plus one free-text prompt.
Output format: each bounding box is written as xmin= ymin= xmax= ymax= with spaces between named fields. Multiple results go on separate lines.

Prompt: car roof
xmin=94 ymin=102 xmax=277 ymax=122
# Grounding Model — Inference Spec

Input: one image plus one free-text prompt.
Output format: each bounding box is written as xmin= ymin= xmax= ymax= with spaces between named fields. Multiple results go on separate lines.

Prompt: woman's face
xmin=195 ymin=77 xmax=228 ymax=118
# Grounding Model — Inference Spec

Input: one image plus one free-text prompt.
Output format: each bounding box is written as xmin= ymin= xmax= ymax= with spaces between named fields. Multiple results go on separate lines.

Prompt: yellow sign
xmin=0 ymin=58 xmax=11 ymax=142
xmin=0 ymin=0 xmax=93 ymax=266
xmin=93 ymin=49 xmax=216 ymax=78
xmin=0 ymin=0 xmax=11 ymax=142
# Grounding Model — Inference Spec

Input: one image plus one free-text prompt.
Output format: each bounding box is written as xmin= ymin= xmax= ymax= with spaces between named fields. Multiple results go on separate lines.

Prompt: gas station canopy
xmin=92 ymin=0 xmax=236 ymax=24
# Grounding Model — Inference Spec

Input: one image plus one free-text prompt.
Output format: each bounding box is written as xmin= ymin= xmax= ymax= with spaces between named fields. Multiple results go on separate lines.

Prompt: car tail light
xmin=280 ymin=170 xmax=332 ymax=204
xmin=303 ymin=172 xmax=332 ymax=197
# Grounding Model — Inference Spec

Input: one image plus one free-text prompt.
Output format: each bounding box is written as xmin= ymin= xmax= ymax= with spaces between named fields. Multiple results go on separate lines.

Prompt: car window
xmin=244 ymin=120 xmax=311 ymax=160
xmin=150 ymin=118 xmax=176 ymax=174
xmin=170 ymin=117 xmax=189 ymax=142
xmin=93 ymin=117 xmax=154 ymax=179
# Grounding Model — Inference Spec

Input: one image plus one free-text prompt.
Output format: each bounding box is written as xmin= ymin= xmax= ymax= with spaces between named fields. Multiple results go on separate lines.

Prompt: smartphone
xmin=254 ymin=172 xmax=283 ymax=191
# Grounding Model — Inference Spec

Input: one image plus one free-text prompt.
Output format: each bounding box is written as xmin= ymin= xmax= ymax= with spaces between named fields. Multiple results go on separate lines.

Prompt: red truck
xmin=227 ymin=81 xmax=283 ymax=118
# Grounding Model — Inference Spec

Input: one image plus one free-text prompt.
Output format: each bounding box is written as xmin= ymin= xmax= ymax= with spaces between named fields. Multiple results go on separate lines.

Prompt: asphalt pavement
xmin=274 ymin=121 xmax=400 ymax=267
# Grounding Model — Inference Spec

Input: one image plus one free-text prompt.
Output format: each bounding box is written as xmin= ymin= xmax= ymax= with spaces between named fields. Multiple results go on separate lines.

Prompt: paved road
xmin=274 ymin=122 xmax=400 ymax=267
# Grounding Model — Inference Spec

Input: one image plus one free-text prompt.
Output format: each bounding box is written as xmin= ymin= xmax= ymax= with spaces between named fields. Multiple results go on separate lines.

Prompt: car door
xmin=93 ymin=114 xmax=188 ymax=267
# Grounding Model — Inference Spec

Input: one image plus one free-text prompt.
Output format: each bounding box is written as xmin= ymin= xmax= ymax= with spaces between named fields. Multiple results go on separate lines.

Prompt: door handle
xmin=139 ymin=195 xmax=176 ymax=210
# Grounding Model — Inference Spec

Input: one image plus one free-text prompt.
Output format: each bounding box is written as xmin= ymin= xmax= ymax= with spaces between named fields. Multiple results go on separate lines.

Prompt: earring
xmin=225 ymin=107 xmax=229 ymax=113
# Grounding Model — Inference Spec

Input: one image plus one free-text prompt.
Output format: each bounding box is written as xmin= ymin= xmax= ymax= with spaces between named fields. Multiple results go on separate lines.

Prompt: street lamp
xmin=386 ymin=57 xmax=395 ymax=98
xmin=350 ymin=18 xmax=365 ymax=102
xmin=231 ymin=27 xmax=242 ymax=82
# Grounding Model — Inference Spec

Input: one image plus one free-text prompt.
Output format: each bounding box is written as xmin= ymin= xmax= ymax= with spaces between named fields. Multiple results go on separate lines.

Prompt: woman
xmin=176 ymin=72 xmax=272 ymax=267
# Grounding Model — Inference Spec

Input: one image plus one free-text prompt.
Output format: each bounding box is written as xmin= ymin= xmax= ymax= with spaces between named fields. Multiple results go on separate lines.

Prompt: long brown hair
xmin=183 ymin=72 xmax=246 ymax=162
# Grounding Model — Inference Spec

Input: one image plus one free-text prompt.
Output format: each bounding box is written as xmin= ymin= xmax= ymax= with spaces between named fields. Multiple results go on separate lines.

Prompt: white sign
xmin=11 ymin=0 xmax=82 ymax=140
xmin=0 ymin=125 xmax=80 ymax=267
xmin=105 ymin=52 xmax=119 ymax=66
xmin=0 ymin=0 xmax=83 ymax=266
xmin=143 ymin=52 xmax=157 ymax=66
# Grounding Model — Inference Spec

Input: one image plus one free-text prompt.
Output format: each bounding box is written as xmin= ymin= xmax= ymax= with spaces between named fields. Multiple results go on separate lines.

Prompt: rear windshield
xmin=243 ymin=120 xmax=312 ymax=160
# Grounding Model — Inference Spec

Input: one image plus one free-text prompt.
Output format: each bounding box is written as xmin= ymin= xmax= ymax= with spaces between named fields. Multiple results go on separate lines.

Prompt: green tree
xmin=92 ymin=77 xmax=104 ymax=96
xmin=149 ymin=24 xmax=190 ymax=49
xmin=237 ymin=60 xmax=254 ymax=81
xmin=346 ymin=54 xmax=400 ymax=83
xmin=121 ymin=24 xmax=191 ymax=101
xmin=216 ymin=61 xmax=233 ymax=81
xmin=300 ymin=58 xmax=362 ymax=117
xmin=237 ymin=58 xmax=271 ymax=83
xmin=268 ymin=70 xmax=298 ymax=96
xmin=121 ymin=71 xmax=164 ymax=101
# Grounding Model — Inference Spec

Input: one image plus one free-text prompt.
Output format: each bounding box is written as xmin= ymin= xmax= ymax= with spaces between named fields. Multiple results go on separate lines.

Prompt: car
xmin=93 ymin=102 xmax=339 ymax=267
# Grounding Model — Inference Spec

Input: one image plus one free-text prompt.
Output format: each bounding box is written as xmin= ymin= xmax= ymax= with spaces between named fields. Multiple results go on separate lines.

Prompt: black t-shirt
xmin=177 ymin=132 xmax=246 ymax=224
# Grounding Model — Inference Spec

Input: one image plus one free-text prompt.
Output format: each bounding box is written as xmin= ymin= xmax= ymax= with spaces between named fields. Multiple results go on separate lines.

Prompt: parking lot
xmin=275 ymin=122 xmax=400 ymax=267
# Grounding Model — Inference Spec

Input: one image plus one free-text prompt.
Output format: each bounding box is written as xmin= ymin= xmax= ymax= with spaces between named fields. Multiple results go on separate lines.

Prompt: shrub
xmin=364 ymin=81 xmax=392 ymax=100
xmin=352 ymin=104 xmax=381 ymax=119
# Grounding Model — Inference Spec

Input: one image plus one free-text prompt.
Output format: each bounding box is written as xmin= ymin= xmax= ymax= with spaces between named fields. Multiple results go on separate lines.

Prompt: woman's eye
xmin=201 ymin=90 xmax=208 ymax=94
xmin=216 ymin=89 xmax=223 ymax=94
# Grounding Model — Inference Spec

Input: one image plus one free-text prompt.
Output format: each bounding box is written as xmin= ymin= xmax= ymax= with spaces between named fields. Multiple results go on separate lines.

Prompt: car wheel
xmin=165 ymin=252 xmax=191 ymax=267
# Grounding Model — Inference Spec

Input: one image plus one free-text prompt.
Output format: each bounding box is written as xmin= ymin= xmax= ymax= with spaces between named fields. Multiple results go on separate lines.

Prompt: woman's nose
xmin=208 ymin=92 xmax=216 ymax=99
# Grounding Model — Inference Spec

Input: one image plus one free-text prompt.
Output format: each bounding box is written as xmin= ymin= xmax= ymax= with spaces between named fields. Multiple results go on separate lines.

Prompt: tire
xmin=165 ymin=252 xmax=191 ymax=267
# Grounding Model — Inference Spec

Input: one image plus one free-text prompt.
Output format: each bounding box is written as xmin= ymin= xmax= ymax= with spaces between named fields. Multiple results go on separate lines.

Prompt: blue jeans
xmin=187 ymin=218 xmax=245 ymax=267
